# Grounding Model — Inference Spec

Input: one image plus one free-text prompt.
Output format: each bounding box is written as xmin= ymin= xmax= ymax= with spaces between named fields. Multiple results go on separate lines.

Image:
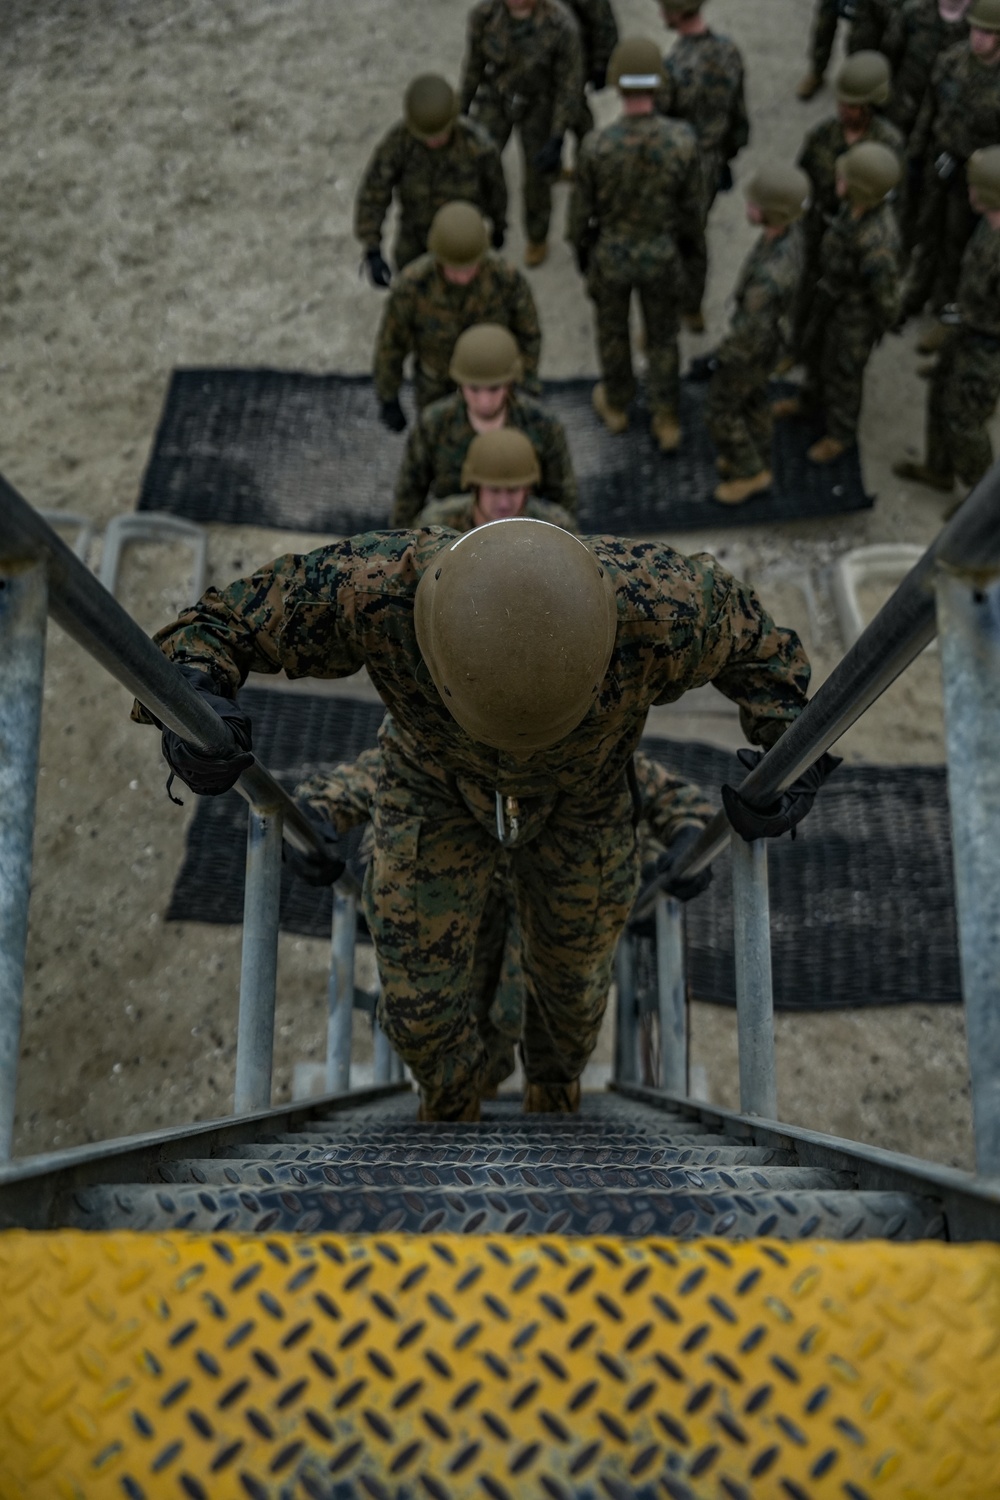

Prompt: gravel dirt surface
xmin=2 ymin=0 xmax=979 ymax=1164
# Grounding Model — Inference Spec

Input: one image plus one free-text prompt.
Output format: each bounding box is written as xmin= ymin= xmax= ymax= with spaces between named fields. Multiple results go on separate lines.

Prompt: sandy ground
xmin=1 ymin=0 xmax=979 ymax=1165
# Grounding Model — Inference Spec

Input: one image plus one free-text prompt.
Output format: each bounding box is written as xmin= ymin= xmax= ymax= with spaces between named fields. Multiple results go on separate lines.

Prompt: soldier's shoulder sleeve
xmin=296 ymin=745 xmax=383 ymax=834
xmin=413 ymin=495 xmax=473 ymax=530
xmin=354 ymin=124 xmax=408 ymax=247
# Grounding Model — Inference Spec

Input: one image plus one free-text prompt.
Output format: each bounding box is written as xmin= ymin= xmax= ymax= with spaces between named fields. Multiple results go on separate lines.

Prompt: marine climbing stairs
xmin=2 ymin=1085 xmax=1000 ymax=1498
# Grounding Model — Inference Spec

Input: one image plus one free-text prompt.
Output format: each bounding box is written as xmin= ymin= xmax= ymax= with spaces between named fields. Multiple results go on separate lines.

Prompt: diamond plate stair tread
xmin=217 ymin=1140 xmax=798 ymax=1167
xmin=277 ymin=1130 xmax=737 ymax=1149
xmin=2 ymin=1229 xmax=998 ymax=1500
xmin=64 ymin=1183 xmax=944 ymax=1239
xmin=159 ymin=1159 xmax=852 ymax=1194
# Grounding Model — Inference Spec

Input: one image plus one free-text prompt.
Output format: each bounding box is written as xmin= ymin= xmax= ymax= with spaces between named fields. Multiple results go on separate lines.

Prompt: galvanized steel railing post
xmin=936 ymin=564 xmax=1000 ymax=1177
xmin=234 ymin=806 xmax=284 ymax=1113
xmin=655 ymin=893 xmax=687 ymax=1094
xmin=327 ymin=891 xmax=357 ymax=1093
xmin=371 ymin=974 xmax=393 ymax=1086
xmin=731 ymin=837 xmax=778 ymax=1118
xmin=0 ymin=560 xmax=48 ymax=1159
xmin=614 ymin=931 xmax=638 ymax=1083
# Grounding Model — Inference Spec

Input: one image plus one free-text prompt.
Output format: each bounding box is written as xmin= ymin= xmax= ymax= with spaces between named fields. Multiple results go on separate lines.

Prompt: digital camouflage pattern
xmin=568 ymin=114 xmax=706 ymax=411
xmin=354 ymin=116 xmax=508 ymax=272
xmin=373 ymin=252 xmax=542 ymax=409
xmin=798 ymin=111 xmax=906 ymax=259
xmin=883 ymin=0 xmax=969 ymax=139
xmin=707 ymin=224 xmax=805 ymax=478
xmin=803 ymin=200 xmax=902 ymax=441
xmin=905 ymin=42 xmax=1000 ymax=312
xmin=391 ymin=387 xmax=578 ymax=525
xmin=460 ymin=0 xmax=583 ymax=244
xmin=849 ymin=0 xmax=900 ymax=54
xmin=136 ymin=530 xmax=809 ymax=1117
xmin=925 ymin=219 xmax=1000 ymax=483
xmin=656 ymin=30 xmax=750 ymax=217
xmin=413 ymin=492 xmax=577 ymax=532
xmin=562 ymin=0 xmax=619 ymax=138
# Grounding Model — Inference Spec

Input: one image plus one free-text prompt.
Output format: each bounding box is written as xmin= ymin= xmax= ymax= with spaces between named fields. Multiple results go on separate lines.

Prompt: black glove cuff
xmin=284 ymin=812 xmax=346 ymax=887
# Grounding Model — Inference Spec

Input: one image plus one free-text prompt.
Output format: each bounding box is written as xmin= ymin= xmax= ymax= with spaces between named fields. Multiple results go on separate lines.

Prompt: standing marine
xmin=894 ymin=146 xmax=1000 ymax=502
xmin=354 ymin=74 xmax=508 ymax=283
xmin=460 ymin=0 xmax=583 ymax=266
xmin=568 ymin=35 xmax=705 ymax=451
xmin=562 ymin=0 xmax=620 ymax=143
xmin=392 ymin=323 xmax=576 ymax=525
xmin=707 ymin=165 xmax=810 ymax=506
xmin=883 ymin=0 xmax=971 ymax=141
xmin=373 ymin=201 xmax=541 ymax=430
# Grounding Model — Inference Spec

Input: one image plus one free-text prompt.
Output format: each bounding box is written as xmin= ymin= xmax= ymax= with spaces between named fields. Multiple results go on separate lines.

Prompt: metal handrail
xmin=631 ymin=461 xmax=1000 ymax=921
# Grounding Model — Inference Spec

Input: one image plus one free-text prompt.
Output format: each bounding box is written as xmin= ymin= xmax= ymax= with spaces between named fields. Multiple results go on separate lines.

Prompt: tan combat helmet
xmin=836 ymin=141 xmax=901 ymax=207
xmin=968 ymin=145 xmax=1000 ymax=207
xmin=449 ymin=324 xmax=523 ymax=386
xmin=969 ymin=0 xmax=1000 ymax=29
xmin=414 ymin=520 xmax=617 ymax=753
xmin=660 ymin=0 xmax=705 ymax=14
xmin=745 ymin=165 xmax=811 ymax=227
xmin=836 ymin=50 xmax=892 ymax=106
xmin=608 ymin=36 xmax=665 ymax=91
xmin=404 ymin=75 xmax=459 ymax=140
xmin=461 ymin=429 xmax=541 ymax=490
xmin=427 ymin=201 xmax=489 ymax=268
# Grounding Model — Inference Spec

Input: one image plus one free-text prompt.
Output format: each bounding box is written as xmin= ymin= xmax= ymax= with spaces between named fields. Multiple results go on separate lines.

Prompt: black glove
xmin=160 ymin=667 xmax=254 ymax=798
xmin=491 ymin=225 xmax=506 ymax=250
xmin=283 ymin=807 xmax=345 ymax=887
xmin=721 ymin=747 xmax=842 ymax=842
xmin=379 ymin=397 xmax=407 ymax=433
xmin=646 ymin=824 xmax=713 ymax=903
xmin=534 ymin=134 xmax=564 ymax=176
xmin=589 ymin=66 xmax=607 ymax=90
xmin=363 ymin=248 xmax=392 ymax=288
xmin=687 ymin=351 xmax=720 ymax=382
xmin=575 ymin=241 xmax=591 ymax=276
xmin=717 ymin=162 xmax=734 ymax=193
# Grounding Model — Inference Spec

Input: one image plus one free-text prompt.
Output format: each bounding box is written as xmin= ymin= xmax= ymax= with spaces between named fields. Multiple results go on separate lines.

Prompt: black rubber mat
xmin=137 ymin=368 xmax=872 ymax=536
xmin=164 ymin=689 xmax=960 ymax=1010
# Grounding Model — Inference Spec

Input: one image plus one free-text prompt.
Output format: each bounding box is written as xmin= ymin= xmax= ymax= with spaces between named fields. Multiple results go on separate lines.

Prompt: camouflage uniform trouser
xmin=588 ymin=269 xmax=681 ymax=418
xmin=809 ymin=0 xmax=841 ymax=75
xmin=926 ymin=330 xmax=1000 ymax=486
xmin=904 ymin=167 xmax=976 ymax=318
xmin=706 ymin=361 xmax=774 ymax=477
xmin=473 ymin=92 xmax=557 ymax=246
xmin=362 ymin=747 xmax=639 ymax=1119
xmin=804 ymin=304 xmax=879 ymax=444
xmin=393 ymin=223 xmax=431 ymax=275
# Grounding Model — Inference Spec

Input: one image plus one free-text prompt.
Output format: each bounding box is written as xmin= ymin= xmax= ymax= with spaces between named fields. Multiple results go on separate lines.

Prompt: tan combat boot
xmin=771 ymin=395 xmax=802 ymax=420
xmin=682 ymin=309 xmax=706 ymax=333
xmin=916 ymin=321 xmax=950 ymax=355
xmin=523 ymin=1079 xmax=582 ymax=1114
xmin=716 ymin=455 xmax=734 ymax=477
xmin=807 ymin=435 xmax=847 ymax=464
xmin=592 ymin=381 xmax=629 ymax=433
xmin=714 ymin=469 xmax=773 ymax=505
xmin=524 ymin=240 xmax=549 ymax=268
xmin=892 ymin=459 xmax=954 ymax=492
xmin=417 ymin=1093 xmax=481 ymax=1123
xmin=796 ymin=71 xmax=823 ymax=100
xmin=651 ymin=410 xmax=682 ymax=452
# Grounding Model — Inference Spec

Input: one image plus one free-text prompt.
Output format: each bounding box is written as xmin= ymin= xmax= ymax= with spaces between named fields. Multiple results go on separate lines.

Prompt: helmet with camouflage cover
xmin=836 ymin=141 xmax=901 ymax=207
xmin=836 ymin=50 xmax=891 ymax=106
xmin=969 ymin=0 xmax=1000 ymax=30
xmin=414 ymin=520 xmax=617 ymax=753
xmin=745 ymin=165 xmax=810 ymax=227
xmin=969 ymin=145 xmax=1000 ymax=208
xmin=449 ymin=323 xmax=523 ymax=386
xmin=427 ymin=201 xmax=489 ymax=268
xmin=461 ymin=429 xmax=540 ymax=490
xmin=608 ymin=37 xmax=665 ymax=91
xmin=404 ymin=74 xmax=459 ymax=140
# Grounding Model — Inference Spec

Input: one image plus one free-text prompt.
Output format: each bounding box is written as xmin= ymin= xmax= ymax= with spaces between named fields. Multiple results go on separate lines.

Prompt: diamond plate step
xmin=271 ymin=1129 xmax=737 ymax=1150
xmin=64 ymin=1181 xmax=945 ymax=1239
xmin=217 ymin=1139 xmax=798 ymax=1166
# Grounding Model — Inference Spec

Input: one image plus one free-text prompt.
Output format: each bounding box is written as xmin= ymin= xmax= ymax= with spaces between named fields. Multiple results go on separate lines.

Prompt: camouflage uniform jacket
xmin=910 ymin=42 xmax=1000 ymax=164
xmin=955 ymin=217 xmax=1000 ymax=337
xmin=847 ymin=0 xmax=898 ymax=55
xmin=884 ymin=0 xmax=969 ymax=138
xmin=561 ymin=0 xmax=618 ymax=82
xmin=392 ymin=388 xmax=578 ymax=525
xmin=568 ymin=115 xmax=706 ymax=284
xmin=354 ymin=117 xmax=508 ymax=255
xmin=798 ymin=113 xmax=905 ymax=240
xmin=137 ymin=532 xmax=810 ymax=835
xmin=656 ymin=31 xmax=750 ymax=164
xmin=460 ymin=0 xmax=583 ymax=137
xmin=413 ymin=493 xmax=577 ymax=532
xmin=373 ymin=253 xmax=542 ymax=404
xmin=818 ymin=201 xmax=903 ymax=331
xmin=717 ymin=226 xmax=805 ymax=370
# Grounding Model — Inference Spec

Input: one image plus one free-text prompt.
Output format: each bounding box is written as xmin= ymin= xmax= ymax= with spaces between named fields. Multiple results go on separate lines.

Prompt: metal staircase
xmin=2 ymin=468 xmax=1000 ymax=1497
